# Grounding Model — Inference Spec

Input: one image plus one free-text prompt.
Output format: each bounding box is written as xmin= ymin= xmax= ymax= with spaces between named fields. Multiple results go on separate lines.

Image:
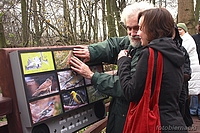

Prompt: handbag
xmin=123 ymin=47 xmax=163 ymax=133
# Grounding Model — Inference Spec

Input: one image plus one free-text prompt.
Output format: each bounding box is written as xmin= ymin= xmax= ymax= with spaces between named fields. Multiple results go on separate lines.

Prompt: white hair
xmin=121 ymin=1 xmax=155 ymax=25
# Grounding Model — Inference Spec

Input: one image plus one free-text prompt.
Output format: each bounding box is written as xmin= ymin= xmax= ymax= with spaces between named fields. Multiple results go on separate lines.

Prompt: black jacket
xmin=192 ymin=33 xmax=200 ymax=62
xmin=118 ymin=37 xmax=187 ymax=133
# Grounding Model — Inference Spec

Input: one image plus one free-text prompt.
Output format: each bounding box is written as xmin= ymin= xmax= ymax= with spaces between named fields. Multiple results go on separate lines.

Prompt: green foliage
xmin=6 ymin=40 xmax=11 ymax=45
xmin=9 ymin=33 xmax=15 ymax=38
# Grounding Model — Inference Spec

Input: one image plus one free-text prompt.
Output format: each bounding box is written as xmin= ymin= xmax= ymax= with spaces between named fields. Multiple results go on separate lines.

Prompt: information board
xmin=9 ymin=47 xmax=108 ymax=133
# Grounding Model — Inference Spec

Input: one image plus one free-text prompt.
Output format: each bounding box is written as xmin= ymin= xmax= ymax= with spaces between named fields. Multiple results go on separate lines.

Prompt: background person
xmin=192 ymin=21 xmax=200 ymax=63
xmin=174 ymin=24 xmax=193 ymax=127
xmin=117 ymin=8 xmax=187 ymax=132
xmin=177 ymin=23 xmax=200 ymax=120
xmin=191 ymin=21 xmax=200 ymax=121
xmin=70 ymin=2 xmax=154 ymax=133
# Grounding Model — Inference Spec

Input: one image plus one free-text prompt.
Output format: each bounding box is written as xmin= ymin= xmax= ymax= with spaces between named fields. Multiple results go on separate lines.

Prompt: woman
xmin=117 ymin=8 xmax=187 ymax=132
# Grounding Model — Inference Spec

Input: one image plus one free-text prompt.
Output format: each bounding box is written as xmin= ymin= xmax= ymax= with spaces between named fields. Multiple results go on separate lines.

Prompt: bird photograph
xmin=70 ymin=90 xmax=85 ymax=105
xmin=57 ymin=70 xmax=84 ymax=90
xmin=32 ymin=76 xmax=53 ymax=97
xmin=20 ymin=51 xmax=55 ymax=76
xmin=29 ymin=95 xmax=63 ymax=123
xmin=62 ymin=89 xmax=88 ymax=111
xmin=54 ymin=50 xmax=74 ymax=70
xmin=86 ymin=86 xmax=107 ymax=103
xmin=25 ymin=74 xmax=59 ymax=99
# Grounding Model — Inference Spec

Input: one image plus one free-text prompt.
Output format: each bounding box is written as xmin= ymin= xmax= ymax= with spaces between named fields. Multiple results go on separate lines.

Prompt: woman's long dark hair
xmin=174 ymin=23 xmax=183 ymax=48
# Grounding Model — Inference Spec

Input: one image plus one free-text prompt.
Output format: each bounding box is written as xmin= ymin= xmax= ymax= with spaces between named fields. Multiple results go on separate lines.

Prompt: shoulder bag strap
xmin=150 ymin=48 xmax=163 ymax=107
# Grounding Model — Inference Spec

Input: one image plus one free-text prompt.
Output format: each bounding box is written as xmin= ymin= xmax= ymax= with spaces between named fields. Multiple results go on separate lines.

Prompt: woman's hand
xmin=70 ymin=56 xmax=94 ymax=79
xmin=118 ymin=50 xmax=128 ymax=60
xmin=73 ymin=45 xmax=90 ymax=62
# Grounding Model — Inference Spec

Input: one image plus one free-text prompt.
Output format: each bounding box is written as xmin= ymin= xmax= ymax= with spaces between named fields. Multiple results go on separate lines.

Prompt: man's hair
xmin=138 ymin=7 xmax=174 ymax=41
xmin=120 ymin=1 xmax=154 ymax=25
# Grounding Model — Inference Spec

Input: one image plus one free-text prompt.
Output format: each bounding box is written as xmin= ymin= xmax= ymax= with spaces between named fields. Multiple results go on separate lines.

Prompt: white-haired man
xmin=70 ymin=2 xmax=154 ymax=133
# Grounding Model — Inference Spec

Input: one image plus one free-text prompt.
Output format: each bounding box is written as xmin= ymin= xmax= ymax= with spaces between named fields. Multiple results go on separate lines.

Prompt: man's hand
xmin=73 ymin=45 xmax=90 ymax=62
xmin=70 ymin=56 xmax=94 ymax=79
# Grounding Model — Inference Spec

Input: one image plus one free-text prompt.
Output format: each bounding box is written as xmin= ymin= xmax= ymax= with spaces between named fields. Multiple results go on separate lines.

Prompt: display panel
xmin=25 ymin=73 xmax=59 ymax=100
xmin=9 ymin=47 xmax=108 ymax=128
xmin=20 ymin=51 xmax=55 ymax=75
xmin=29 ymin=94 xmax=63 ymax=124
xmin=62 ymin=87 xmax=88 ymax=112
xmin=53 ymin=50 xmax=73 ymax=70
xmin=86 ymin=85 xmax=107 ymax=103
xmin=57 ymin=70 xmax=84 ymax=90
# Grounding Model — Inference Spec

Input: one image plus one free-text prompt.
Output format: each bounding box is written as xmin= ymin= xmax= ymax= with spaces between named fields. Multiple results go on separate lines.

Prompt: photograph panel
xmin=86 ymin=85 xmax=108 ymax=103
xmin=29 ymin=95 xmax=63 ymax=124
xmin=62 ymin=88 xmax=88 ymax=112
xmin=53 ymin=50 xmax=73 ymax=70
xmin=25 ymin=73 xmax=59 ymax=100
xmin=57 ymin=70 xmax=84 ymax=90
xmin=20 ymin=51 xmax=55 ymax=75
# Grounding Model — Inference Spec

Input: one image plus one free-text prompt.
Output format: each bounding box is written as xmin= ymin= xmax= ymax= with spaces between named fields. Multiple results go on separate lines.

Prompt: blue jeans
xmin=190 ymin=95 xmax=200 ymax=115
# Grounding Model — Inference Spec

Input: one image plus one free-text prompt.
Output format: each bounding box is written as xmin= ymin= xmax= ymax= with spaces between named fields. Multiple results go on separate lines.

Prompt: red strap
xmin=143 ymin=47 xmax=163 ymax=107
xmin=150 ymin=50 xmax=163 ymax=106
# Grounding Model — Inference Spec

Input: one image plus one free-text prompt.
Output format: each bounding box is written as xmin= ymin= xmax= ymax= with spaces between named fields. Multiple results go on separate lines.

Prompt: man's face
xmin=126 ymin=16 xmax=141 ymax=47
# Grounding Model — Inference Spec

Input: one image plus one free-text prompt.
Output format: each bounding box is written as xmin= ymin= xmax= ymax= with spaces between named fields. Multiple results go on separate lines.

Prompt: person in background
xmin=177 ymin=23 xmax=200 ymax=120
xmin=117 ymin=8 xmax=187 ymax=132
xmin=174 ymin=24 xmax=193 ymax=127
xmin=192 ymin=21 xmax=200 ymax=63
xmin=191 ymin=21 xmax=200 ymax=121
xmin=70 ymin=2 xmax=154 ymax=133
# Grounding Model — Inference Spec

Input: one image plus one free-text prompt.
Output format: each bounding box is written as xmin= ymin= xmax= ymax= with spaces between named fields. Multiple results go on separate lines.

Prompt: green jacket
xmin=88 ymin=36 xmax=142 ymax=133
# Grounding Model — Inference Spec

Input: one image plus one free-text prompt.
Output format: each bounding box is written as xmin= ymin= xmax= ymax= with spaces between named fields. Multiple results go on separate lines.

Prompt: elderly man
xmin=70 ymin=2 xmax=154 ymax=133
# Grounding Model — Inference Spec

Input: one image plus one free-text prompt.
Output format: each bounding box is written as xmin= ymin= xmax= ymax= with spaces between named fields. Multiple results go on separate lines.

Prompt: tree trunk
xmin=101 ymin=0 xmax=107 ymax=40
xmin=78 ymin=0 xmax=85 ymax=42
xmin=106 ymin=0 xmax=117 ymax=38
xmin=178 ymin=0 xmax=196 ymax=35
xmin=117 ymin=0 xmax=126 ymax=36
xmin=33 ymin=0 xmax=41 ymax=46
xmin=63 ymin=0 xmax=72 ymax=45
xmin=0 ymin=13 xmax=6 ymax=48
xmin=94 ymin=1 xmax=98 ymax=42
xmin=194 ymin=0 xmax=200 ymax=27
xmin=21 ymin=0 xmax=29 ymax=46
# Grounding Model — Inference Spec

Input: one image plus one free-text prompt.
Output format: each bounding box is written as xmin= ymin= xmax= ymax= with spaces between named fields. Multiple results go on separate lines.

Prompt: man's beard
xmin=128 ymin=35 xmax=141 ymax=48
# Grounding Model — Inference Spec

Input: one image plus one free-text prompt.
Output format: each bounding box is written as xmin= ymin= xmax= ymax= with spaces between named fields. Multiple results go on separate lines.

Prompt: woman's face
xmin=137 ymin=16 xmax=149 ymax=46
xmin=178 ymin=28 xmax=185 ymax=36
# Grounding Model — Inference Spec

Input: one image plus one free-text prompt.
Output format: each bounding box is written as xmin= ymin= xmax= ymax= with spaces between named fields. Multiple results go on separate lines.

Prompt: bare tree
xmin=1 ymin=0 xmax=199 ymax=47
xmin=178 ymin=0 xmax=196 ymax=34
xmin=115 ymin=0 xmax=126 ymax=36
xmin=194 ymin=0 xmax=200 ymax=27
xmin=0 ymin=13 xmax=6 ymax=48
xmin=21 ymin=0 xmax=29 ymax=46
xmin=106 ymin=0 xmax=117 ymax=38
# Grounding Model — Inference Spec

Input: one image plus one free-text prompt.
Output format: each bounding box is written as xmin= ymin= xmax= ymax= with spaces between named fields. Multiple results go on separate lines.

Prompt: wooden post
xmin=0 ymin=48 xmax=23 ymax=133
